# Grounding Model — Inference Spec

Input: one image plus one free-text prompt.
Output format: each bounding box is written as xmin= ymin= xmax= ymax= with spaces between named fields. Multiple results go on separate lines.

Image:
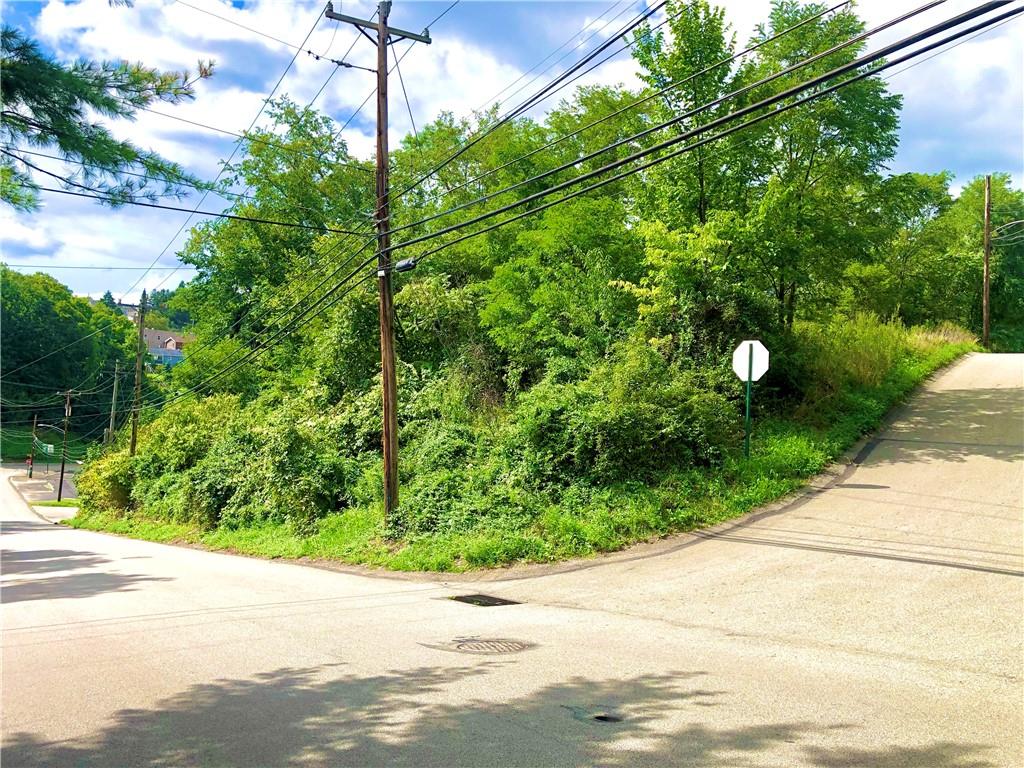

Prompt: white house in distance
xmin=142 ymin=329 xmax=192 ymax=367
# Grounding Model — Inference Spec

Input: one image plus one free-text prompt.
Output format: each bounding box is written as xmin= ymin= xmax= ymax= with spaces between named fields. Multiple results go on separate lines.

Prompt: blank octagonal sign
xmin=732 ymin=339 xmax=769 ymax=382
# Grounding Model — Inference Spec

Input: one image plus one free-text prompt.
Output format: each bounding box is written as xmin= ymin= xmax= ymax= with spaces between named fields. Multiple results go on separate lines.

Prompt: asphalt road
xmin=2 ymin=353 xmax=1022 ymax=767
xmin=3 ymin=463 xmax=79 ymax=508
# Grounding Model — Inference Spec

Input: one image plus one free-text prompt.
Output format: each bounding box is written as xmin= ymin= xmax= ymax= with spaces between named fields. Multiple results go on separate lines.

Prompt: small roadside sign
xmin=733 ymin=340 xmax=770 ymax=457
xmin=732 ymin=340 xmax=769 ymax=382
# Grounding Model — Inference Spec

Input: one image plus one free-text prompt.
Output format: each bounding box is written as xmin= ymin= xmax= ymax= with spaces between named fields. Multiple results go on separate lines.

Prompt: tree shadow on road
xmin=2 ymin=662 xmax=999 ymax=767
xmin=871 ymin=387 xmax=1023 ymax=466
xmin=1 ymin=543 xmax=170 ymax=604
xmin=804 ymin=741 xmax=998 ymax=768
xmin=1 ymin=570 xmax=174 ymax=603
xmin=1 ymin=548 xmax=110 ymax=576
xmin=0 ymin=520 xmax=55 ymax=536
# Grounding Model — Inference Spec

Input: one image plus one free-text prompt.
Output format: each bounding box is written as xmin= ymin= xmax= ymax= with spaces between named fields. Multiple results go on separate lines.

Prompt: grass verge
xmin=34 ymin=498 xmax=82 ymax=508
xmin=66 ymin=338 xmax=976 ymax=572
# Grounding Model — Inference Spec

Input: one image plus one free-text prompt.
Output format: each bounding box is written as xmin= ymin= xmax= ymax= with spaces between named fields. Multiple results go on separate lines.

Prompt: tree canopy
xmin=6 ymin=0 xmax=1022 ymax=567
xmin=0 ymin=25 xmax=213 ymax=210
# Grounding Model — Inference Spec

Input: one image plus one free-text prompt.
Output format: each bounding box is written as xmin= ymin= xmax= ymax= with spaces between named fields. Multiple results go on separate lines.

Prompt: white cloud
xmin=0 ymin=214 xmax=54 ymax=251
xmin=6 ymin=0 xmax=1021 ymax=299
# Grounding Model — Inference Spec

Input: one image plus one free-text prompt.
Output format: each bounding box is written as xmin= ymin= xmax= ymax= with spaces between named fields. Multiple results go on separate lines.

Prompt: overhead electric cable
xmin=117 ymin=2 xmax=330 ymax=304
xmin=474 ymin=0 xmax=629 ymax=112
xmin=134 ymin=107 xmax=372 ymax=171
xmin=139 ymin=2 xmax=1012 ymax=410
xmin=145 ymin=3 xmax=460 ymax=383
xmin=2 ymin=5 xmax=333 ymax=380
xmin=401 ymin=3 xmax=1022 ymax=271
xmin=388 ymin=0 xmax=668 ymax=202
xmin=24 ymin=185 xmax=364 ymax=235
xmin=385 ymin=0 xmax=957 ymax=253
xmin=389 ymin=0 xmax=857 ymax=235
xmin=136 ymin=0 xmax=896 ymax=404
xmin=4 ymin=264 xmax=199 ymax=271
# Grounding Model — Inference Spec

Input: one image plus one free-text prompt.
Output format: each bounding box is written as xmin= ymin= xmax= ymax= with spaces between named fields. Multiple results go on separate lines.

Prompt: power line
xmin=389 ymin=0 xmax=854 ymax=239
xmin=4 ymin=263 xmax=198 ymax=270
xmin=133 ymin=107 xmax=372 ymax=172
xmin=2 ymin=146 xmax=272 ymax=205
xmin=195 ymin=0 xmax=845 ymax=386
xmin=400 ymin=3 xmax=1021 ymax=269
xmin=393 ymin=45 xmax=418 ymax=140
xmin=136 ymin=0 xmax=854 ymax=406
xmin=117 ymin=2 xmax=331 ymax=305
xmin=1 ymin=5 xmax=334 ymax=381
xmin=139 ymin=2 xmax=1009 ymax=412
xmin=138 ymin=3 xmax=460 ymax=387
xmin=25 ymin=185 xmax=364 ymax=235
xmin=176 ymin=0 xmax=373 ymax=72
xmin=326 ymin=1 xmax=458 ymax=141
xmin=385 ymin=0 xmax=949 ymax=256
xmin=388 ymin=0 xmax=668 ymax=205
xmin=473 ymin=0 xmax=630 ymax=112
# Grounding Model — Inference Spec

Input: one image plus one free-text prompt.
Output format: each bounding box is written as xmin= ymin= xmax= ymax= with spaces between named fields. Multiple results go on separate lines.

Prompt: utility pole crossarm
xmin=325 ymin=2 xmax=431 ymax=44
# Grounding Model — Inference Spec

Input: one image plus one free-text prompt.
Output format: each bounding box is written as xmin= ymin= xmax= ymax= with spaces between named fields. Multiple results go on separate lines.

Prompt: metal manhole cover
xmin=454 ymin=639 xmax=531 ymax=655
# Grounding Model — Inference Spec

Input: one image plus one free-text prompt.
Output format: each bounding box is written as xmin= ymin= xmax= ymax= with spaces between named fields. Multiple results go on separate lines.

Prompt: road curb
xmin=6 ymin=474 xmax=61 ymax=525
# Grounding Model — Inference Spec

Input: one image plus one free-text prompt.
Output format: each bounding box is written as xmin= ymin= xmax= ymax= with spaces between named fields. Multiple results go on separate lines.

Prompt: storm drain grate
xmin=449 ymin=593 xmax=519 ymax=607
xmin=454 ymin=639 xmax=531 ymax=655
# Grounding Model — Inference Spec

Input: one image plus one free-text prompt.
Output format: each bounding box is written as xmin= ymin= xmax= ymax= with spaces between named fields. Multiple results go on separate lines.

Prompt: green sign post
xmin=732 ymin=340 xmax=769 ymax=458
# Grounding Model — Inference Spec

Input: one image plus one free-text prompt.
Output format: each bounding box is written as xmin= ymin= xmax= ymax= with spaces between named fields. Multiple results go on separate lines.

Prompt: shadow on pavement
xmin=1 ymin=663 xmax=997 ymax=767
xmin=1 ymin=571 xmax=174 ymax=604
xmin=1 ymin=548 xmax=110 ymax=576
xmin=871 ymin=387 xmax=1024 ymax=466
xmin=0 ymin=520 xmax=55 ymax=536
xmin=1 ymin=533 xmax=173 ymax=604
xmin=804 ymin=742 xmax=997 ymax=768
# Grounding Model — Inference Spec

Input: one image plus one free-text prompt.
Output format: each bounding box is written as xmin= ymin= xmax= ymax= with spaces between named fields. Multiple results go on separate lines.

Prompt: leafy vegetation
xmin=0 ymin=268 xmax=140 ymax=444
xmin=21 ymin=1 xmax=1023 ymax=569
xmin=0 ymin=24 xmax=213 ymax=210
xmin=70 ymin=316 xmax=975 ymax=569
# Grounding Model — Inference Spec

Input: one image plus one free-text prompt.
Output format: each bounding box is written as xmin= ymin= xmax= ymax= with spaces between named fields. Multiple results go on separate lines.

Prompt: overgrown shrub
xmin=77 ymin=451 xmax=134 ymax=512
xmin=503 ymin=339 xmax=740 ymax=484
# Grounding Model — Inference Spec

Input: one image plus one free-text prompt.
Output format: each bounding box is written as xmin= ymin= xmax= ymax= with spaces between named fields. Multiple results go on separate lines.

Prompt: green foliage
xmin=503 ymin=340 xmax=738 ymax=485
xmin=1 ymin=25 xmax=213 ymax=210
xmin=63 ymin=0 xmax=1014 ymax=572
xmin=77 ymin=451 xmax=135 ymax=512
xmin=0 ymin=267 xmax=135 ymax=438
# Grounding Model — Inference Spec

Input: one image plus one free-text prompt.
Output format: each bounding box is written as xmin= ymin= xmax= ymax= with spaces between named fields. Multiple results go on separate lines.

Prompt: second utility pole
xmin=325 ymin=1 xmax=431 ymax=524
xmin=107 ymin=359 xmax=120 ymax=445
xmin=130 ymin=290 xmax=147 ymax=456
xmin=983 ymin=174 xmax=991 ymax=349
xmin=57 ymin=389 xmax=72 ymax=502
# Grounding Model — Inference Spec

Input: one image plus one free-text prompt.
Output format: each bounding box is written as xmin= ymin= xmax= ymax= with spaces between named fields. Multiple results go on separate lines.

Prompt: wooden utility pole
xmin=107 ymin=360 xmax=120 ymax=445
xmin=130 ymin=291 xmax=147 ymax=456
xmin=57 ymin=390 xmax=71 ymax=502
xmin=324 ymin=1 xmax=431 ymax=524
xmin=983 ymin=174 xmax=991 ymax=349
xmin=29 ymin=413 xmax=37 ymax=478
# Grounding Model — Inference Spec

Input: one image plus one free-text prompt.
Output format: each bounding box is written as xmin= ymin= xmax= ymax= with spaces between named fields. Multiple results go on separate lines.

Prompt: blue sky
xmin=1 ymin=0 xmax=1021 ymax=300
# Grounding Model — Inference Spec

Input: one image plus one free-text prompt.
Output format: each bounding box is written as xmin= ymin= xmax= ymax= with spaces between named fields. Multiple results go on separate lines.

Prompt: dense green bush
xmin=74 ymin=308 xmax=975 ymax=570
xmin=77 ymin=452 xmax=135 ymax=512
